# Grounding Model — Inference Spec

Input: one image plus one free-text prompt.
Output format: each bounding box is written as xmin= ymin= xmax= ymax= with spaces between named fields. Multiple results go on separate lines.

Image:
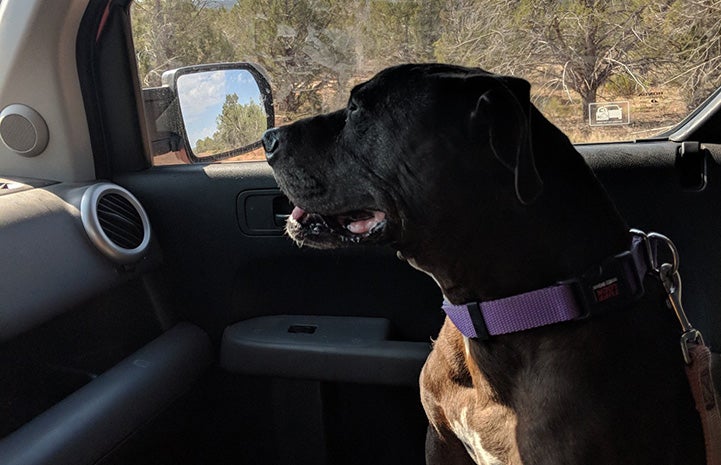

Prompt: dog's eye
xmin=347 ymin=100 xmax=359 ymax=114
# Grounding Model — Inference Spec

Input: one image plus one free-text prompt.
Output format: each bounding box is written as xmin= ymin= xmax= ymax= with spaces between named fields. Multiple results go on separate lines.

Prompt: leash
xmin=632 ymin=230 xmax=721 ymax=465
xmin=442 ymin=229 xmax=721 ymax=464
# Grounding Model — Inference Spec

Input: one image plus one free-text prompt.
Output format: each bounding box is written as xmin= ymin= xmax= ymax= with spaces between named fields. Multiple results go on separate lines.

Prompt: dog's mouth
xmin=287 ymin=205 xmax=388 ymax=247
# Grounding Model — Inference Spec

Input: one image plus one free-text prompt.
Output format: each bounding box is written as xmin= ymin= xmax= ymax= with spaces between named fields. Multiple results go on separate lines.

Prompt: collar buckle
xmin=569 ymin=246 xmax=646 ymax=321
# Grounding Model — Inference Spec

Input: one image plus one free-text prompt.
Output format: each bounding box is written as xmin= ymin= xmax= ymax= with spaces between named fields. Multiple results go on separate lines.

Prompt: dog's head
xmin=265 ymin=64 xmax=545 ymax=255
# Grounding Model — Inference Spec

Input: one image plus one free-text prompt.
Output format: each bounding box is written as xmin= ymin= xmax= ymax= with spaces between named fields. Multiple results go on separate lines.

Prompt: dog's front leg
xmin=426 ymin=424 xmax=478 ymax=465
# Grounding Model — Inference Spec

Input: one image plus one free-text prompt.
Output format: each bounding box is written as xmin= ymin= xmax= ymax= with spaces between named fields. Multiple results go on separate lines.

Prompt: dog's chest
xmin=449 ymin=407 xmax=505 ymax=465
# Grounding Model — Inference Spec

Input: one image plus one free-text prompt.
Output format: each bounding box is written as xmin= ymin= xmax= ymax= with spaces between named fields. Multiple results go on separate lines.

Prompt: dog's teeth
xmin=346 ymin=211 xmax=386 ymax=235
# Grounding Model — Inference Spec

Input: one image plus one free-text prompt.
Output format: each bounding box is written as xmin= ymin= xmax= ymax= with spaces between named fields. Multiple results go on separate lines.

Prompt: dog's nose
xmin=262 ymin=128 xmax=280 ymax=164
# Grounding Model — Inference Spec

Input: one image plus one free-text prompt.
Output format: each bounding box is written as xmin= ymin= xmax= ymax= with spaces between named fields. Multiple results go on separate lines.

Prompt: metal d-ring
xmin=630 ymin=228 xmax=654 ymax=272
xmin=630 ymin=228 xmax=680 ymax=277
xmin=646 ymin=232 xmax=680 ymax=275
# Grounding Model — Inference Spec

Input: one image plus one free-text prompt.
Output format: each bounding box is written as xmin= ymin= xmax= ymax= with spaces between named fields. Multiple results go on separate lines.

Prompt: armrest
xmin=220 ymin=315 xmax=430 ymax=386
xmin=0 ymin=323 xmax=212 ymax=465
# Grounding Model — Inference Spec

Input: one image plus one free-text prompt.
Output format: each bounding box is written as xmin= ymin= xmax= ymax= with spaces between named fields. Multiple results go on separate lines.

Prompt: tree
xmin=195 ymin=135 xmax=224 ymax=154
xmin=219 ymin=0 xmax=442 ymax=118
xmin=650 ymin=0 xmax=721 ymax=110
xmin=433 ymin=0 xmax=667 ymax=121
xmin=220 ymin=0 xmax=356 ymax=120
xmin=215 ymin=94 xmax=268 ymax=147
xmin=514 ymin=0 xmax=656 ymax=120
xmin=194 ymin=93 xmax=267 ymax=155
xmin=362 ymin=0 xmax=442 ymax=67
xmin=130 ymin=0 xmax=721 ymax=132
xmin=433 ymin=0 xmax=521 ymax=73
xmin=132 ymin=0 xmax=234 ymax=87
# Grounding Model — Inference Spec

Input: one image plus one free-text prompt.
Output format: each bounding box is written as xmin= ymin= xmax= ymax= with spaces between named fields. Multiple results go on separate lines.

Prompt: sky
xmin=176 ymin=69 xmax=264 ymax=148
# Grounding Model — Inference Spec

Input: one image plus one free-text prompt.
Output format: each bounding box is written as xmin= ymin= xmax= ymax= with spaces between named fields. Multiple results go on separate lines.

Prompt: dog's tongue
xmin=347 ymin=211 xmax=386 ymax=234
xmin=291 ymin=206 xmax=306 ymax=221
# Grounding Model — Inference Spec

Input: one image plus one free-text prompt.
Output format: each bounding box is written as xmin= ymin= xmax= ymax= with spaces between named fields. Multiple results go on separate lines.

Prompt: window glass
xmin=131 ymin=0 xmax=721 ymax=164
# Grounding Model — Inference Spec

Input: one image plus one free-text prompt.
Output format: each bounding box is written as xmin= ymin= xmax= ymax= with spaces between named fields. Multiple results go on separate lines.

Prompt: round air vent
xmin=81 ymin=183 xmax=151 ymax=264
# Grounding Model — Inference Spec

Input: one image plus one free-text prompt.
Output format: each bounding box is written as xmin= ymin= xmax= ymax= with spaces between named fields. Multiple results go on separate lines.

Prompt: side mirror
xmin=142 ymin=62 xmax=274 ymax=163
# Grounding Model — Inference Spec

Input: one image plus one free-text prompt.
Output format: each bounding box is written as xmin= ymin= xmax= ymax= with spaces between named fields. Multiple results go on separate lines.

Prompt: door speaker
xmin=0 ymin=104 xmax=49 ymax=157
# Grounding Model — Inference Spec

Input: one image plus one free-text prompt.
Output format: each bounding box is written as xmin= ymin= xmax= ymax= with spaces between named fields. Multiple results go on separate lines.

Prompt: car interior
xmin=0 ymin=1 xmax=719 ymax=464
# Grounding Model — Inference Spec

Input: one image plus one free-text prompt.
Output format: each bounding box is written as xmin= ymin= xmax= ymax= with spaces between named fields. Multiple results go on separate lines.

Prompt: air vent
xmin=81 ymin=183 xmax=151 ymax=264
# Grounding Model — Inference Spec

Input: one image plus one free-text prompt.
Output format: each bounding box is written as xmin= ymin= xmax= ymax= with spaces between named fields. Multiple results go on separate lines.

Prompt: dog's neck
xmin=402 ymin=114 xmax=629 ymax=305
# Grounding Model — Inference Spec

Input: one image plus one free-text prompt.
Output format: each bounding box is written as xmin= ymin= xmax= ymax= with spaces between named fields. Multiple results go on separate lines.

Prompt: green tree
xmin=132 ymin=0 xmax=234 ymax=87
xmin=220 ymin=0 xmax=356 ymax=120
xmin=362 ymin=0 xmax=442 ymax=67
xmin=194 ymin=94 xmax=267 ymax=155
xmin=650 ymin=0 xmax=721 ymax=110
xmin=195 ymin=135 xmax=223 ymax=154
xmin=216 ymin=93 xmax=267 ymax=147
xmin=131 ymin=0 xmax=720 ymax=130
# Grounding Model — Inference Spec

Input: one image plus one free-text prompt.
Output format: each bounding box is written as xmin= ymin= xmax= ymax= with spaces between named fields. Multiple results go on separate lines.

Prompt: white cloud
xmin=237 ymin=70 xmax=255 ymax=86
xmin=177 ymin=70 xmax=227 ymax=121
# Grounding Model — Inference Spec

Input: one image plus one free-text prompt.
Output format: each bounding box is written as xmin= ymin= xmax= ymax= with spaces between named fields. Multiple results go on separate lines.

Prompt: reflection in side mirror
xmin=160 ymin=63 xmax=274 ymax=163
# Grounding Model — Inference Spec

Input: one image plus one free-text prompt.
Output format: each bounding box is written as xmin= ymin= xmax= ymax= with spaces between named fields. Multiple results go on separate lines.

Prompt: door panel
xmin=116 ymin=162 xmax=442 ymax=464
xmin=115 ymin=163 xmax=444 ymax=343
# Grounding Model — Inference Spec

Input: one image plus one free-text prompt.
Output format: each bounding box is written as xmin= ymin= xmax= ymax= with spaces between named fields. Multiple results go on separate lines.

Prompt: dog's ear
xmin=471 ymin=76 xmax=543 ymax=205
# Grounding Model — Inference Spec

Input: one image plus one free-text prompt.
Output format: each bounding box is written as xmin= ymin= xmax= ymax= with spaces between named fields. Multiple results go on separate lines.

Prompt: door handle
xmin=274 ymin=214 xmax=290 ymax=226
xmin=272 ymin=195 xmax=293 ymax=226
xmin=237 ymin=189 xmax=292 ymax=236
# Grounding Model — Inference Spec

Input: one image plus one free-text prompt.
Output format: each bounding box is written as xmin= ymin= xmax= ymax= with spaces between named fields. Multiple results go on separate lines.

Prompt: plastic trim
xmin=0 ymin=323 xmax=212 ymax=465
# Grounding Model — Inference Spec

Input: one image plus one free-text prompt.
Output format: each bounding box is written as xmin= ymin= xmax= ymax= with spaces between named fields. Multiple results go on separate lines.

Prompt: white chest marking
xmin=449 ymin=407 xmax=504 ymax=465
xmin=407 ymin=257 xmax=504 ymax=464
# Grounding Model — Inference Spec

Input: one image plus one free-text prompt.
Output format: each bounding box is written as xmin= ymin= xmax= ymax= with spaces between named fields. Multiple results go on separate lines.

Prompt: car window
xmin=131 ymin=0 xmax=721 ymax=164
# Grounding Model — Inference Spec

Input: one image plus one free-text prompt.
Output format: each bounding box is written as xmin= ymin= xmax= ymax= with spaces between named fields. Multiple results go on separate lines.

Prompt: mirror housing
xmin=141 ymin=62 xmax=274 ymax=163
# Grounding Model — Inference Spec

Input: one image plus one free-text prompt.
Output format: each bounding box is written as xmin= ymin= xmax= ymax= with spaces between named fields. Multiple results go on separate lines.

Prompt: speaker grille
xmin=0 ymin=114 xmax=36 ymax=152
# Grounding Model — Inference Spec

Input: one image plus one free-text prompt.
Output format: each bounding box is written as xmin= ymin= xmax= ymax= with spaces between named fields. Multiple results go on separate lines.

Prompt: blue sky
xmin=176 ymin=69 xmax=264 ymax=148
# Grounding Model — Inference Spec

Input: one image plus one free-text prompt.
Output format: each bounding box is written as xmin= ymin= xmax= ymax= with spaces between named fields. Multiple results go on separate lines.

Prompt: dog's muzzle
xmin=263 ymin=127 xmax=390 ymax=248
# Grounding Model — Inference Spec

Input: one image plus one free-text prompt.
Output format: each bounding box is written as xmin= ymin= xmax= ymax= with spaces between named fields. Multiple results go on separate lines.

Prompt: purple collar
xmin=442 ymin=233 xmax=649 ymax=340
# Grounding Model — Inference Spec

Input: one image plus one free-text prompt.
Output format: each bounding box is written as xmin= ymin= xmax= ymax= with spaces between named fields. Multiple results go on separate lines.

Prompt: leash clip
xmin=632 ymin=229 xmax=703 ymax=365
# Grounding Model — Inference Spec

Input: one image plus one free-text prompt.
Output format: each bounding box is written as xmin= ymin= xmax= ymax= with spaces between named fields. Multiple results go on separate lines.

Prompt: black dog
xmin=264 ymin=64 xmax=704 ymax=464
